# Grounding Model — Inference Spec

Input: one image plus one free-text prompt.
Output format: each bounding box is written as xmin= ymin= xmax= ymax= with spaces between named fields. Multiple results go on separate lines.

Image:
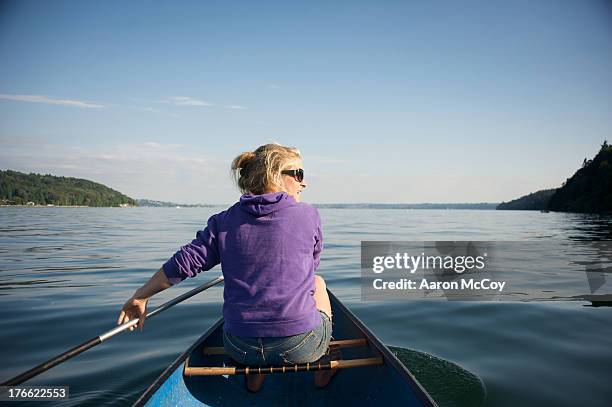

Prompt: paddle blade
xmin=389 ymin=346 xmax=486 ymax=407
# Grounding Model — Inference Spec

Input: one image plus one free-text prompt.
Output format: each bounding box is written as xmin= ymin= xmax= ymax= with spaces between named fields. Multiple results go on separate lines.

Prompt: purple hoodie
xmin=162 ymin=192 xmax=323 ymax=337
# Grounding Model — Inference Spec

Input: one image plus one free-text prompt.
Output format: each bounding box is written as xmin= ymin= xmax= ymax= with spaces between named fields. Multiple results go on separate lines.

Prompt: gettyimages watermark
xmin=361 ymin=241 xmax=612 ymax=301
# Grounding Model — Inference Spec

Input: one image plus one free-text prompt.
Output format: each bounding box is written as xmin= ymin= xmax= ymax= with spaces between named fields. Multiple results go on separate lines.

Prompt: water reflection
xmin=564 ymin=213 xmax=612 ymax=241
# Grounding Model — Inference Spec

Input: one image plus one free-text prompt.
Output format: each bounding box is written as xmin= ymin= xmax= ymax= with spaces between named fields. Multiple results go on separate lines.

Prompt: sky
xmin=0 ymin=0 xmax=611 ymax=204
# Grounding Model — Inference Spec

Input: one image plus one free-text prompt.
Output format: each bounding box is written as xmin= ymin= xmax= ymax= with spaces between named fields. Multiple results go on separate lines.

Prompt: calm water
xmin=1 ymin=207 xmax=611 ymax=406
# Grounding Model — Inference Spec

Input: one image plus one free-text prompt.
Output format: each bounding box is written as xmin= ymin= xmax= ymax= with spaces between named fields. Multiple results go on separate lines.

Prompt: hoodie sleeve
xmin=313 ymin=209 xmax=323 ymax=270
xmin=162 ymin=215 xmax=221 ymax=285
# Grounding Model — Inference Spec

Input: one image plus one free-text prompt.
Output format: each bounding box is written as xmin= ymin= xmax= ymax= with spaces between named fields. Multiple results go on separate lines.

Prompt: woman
xmin=117 ymin=143 xmax=334 ymax=392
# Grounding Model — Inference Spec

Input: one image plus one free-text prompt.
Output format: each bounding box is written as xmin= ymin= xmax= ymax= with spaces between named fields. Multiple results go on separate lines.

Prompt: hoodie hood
xmin=239 ymin=192 xmax=298 ymax=217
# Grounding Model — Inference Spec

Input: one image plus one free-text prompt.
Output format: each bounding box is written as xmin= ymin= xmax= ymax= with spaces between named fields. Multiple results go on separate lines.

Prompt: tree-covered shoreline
xmin=496 ymin=189 xmax=557 ymax=211
xmin=497 ymin=141 xmax=612 ymax=213
xmin=0 ymin=170 xmax=137 ymax=207
xmin=547 ymin=141 xmax=612 ymax=213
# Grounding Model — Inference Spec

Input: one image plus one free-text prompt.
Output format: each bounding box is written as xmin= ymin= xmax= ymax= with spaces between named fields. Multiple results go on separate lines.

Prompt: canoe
xmin=134 ymin=290 xmax=437 ymax=406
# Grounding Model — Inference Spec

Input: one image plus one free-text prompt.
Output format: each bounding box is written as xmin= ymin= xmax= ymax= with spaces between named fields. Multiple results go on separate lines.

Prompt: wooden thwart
xmin=189 ymin=337 xmax=378 ymax=377
xmin=183 ymin=356 xmax=383 ymax=376
xmin=202 ymin=338 xmax=367 ymax=355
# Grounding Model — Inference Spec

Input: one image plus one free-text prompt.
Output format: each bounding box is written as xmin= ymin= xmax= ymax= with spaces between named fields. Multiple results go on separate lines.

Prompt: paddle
xmin=2 ymin=276 xmax=224 ymax=386
xmin=389 ymin=346 xmax=486 ymax=407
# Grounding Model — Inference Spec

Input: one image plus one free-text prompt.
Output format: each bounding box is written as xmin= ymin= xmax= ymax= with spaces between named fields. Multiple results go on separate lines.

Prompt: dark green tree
xmin=0 ymin=170 xmax=138 ymax=207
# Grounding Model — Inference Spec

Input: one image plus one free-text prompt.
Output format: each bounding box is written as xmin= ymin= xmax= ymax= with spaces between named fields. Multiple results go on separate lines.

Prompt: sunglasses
xmin=281 ymin=168 xmax=304 ymax=182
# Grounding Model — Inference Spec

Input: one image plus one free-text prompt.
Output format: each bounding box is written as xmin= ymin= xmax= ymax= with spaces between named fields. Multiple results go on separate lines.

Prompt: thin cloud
xmin=267 ymin=84 xmax=280 ymax=89
xmin=224 ymin=105 xmax=246 ymax=110
xmin=0 ymin=93 xmax=105 ymax=108
xmin=143 ymin=141 xmax=184 ymax=149
xmin=134 ymin=106 xmax=179 ymax=118
xmin=167 ymin=96 xmax=212 ymax=106
xmin=307 ymin=155 xmax=352 ymax=165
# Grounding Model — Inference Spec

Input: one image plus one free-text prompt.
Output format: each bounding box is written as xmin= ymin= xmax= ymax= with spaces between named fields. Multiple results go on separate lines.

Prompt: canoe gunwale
xmin=327 ymin=290 xmax=438 ymax=406
xmin=132 ymin=318 xmax=224 ymax=407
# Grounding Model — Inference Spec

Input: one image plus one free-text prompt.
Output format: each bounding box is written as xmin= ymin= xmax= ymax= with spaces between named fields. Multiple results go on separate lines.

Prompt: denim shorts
xmin=223 ymin=311 xmax=332 ymax=365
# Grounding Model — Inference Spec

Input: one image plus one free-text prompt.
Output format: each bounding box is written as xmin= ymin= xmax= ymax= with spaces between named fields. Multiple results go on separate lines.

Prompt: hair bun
xmin=232 ymin=151 xmax=255 ymax=171
xmin=242 ymin=151 xmax=256 ymax=163
xmin=237 ymin=151 xmax=256 ymax=175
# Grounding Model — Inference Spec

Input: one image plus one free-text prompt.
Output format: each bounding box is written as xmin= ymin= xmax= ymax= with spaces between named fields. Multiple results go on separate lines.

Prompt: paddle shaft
xmin=2 ymin=276 xmax=224 ymax=386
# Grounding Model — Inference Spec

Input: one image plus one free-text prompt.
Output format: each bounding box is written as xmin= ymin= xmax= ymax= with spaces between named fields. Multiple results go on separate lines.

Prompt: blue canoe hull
xmin=135 ymin=291 xmax=436 ymax=406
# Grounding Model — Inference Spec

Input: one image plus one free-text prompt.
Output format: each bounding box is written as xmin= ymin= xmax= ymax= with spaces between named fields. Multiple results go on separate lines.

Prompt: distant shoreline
xmin=1 ymin=204 xmax=501 ymax=210
xmin=0 ymin=204 xmax=131 ymax=208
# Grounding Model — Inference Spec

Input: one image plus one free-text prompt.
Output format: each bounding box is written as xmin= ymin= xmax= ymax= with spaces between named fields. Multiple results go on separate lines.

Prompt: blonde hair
xmin=231 ymin=143 xmax=301 ymax=195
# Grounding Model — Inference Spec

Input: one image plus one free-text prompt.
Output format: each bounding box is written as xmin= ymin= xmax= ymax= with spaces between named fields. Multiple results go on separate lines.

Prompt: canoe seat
xmin=184 ymin=338 xmax=383 ymax=376
xmin=200 ymin=338 xmax=368 ymax=356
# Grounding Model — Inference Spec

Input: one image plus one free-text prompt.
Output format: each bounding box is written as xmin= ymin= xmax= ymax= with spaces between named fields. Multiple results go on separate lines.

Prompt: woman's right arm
xmin=119 ymin=214 xmax=222 ymax=332
xmin=117 ymin=267 xmax=172 ymax=331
